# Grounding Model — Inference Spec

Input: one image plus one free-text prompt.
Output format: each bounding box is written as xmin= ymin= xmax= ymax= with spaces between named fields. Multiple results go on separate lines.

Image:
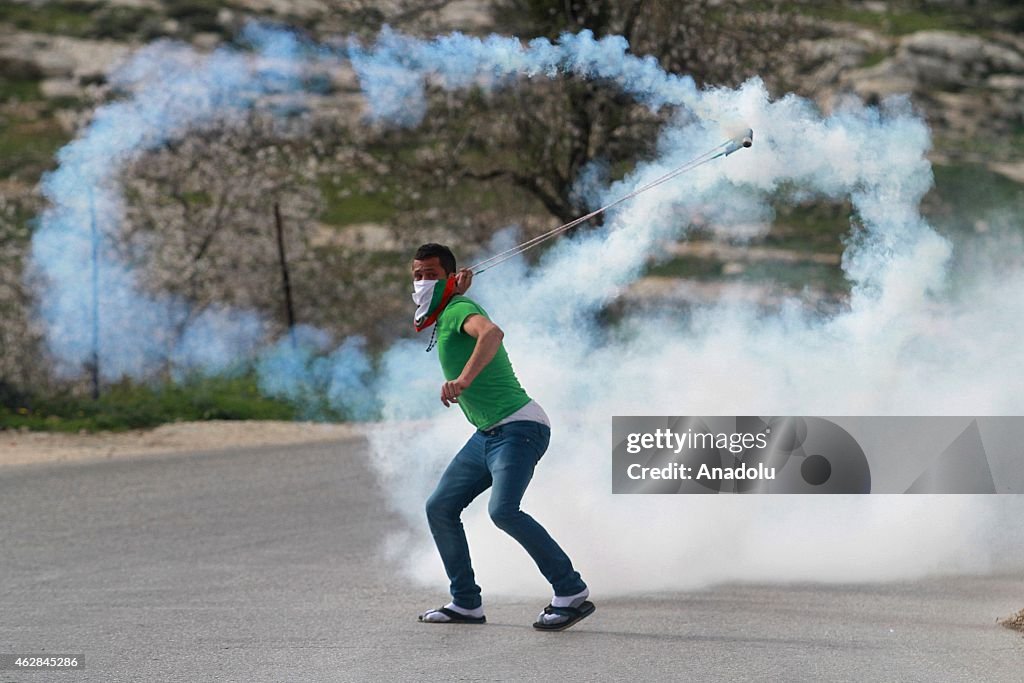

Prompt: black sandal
xmin=418 ymin=606 xmax=486 ymax=624
xmin=532 ymin=600 xmax=595 ymax=631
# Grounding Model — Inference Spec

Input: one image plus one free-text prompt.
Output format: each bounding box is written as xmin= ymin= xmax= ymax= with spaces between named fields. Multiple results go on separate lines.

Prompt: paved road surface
xmin=1 ymin=439 xmax=1021 ymax=681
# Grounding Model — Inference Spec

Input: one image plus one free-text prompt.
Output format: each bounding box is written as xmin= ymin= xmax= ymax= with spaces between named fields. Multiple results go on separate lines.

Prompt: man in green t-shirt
xmin=410 ymin=243 xmax=594 ymax=631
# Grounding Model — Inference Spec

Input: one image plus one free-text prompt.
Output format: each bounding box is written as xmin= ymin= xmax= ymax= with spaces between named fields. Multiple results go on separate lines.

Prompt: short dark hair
xmin=413 ymin=243 xmax=456 ymax=274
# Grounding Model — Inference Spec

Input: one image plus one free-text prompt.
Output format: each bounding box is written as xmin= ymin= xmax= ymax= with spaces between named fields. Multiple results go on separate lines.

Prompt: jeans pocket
xmin=530 ymin=424 xmax=551 ymax=462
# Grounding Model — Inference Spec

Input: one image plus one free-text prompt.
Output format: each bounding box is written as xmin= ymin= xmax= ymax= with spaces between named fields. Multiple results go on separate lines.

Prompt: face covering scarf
xmin=412 ymin=276 xmax=457 ymax=351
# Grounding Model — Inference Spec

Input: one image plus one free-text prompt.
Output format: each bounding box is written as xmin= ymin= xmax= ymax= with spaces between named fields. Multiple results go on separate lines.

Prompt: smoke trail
xmin=28 ymin=24 xmax=378 ymax=415
xmin=32 ymin=27 xmax=304 ymax=380
xmin=348 ymin=27 xmax=700 ymax=125
xmin=28 ymin=25 xmax=1024 ymax=594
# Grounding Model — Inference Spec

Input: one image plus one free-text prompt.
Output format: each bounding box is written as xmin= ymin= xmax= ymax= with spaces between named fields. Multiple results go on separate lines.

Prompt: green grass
xmin=0 ymin=115 xmax=70 ymax=178
xmin=998 ymin=122 xmax=1024 ymax=159
xmin=164 ymin=0 xmax=225 ymax=35
xmin=91 ymin=5 xmax=160 ymax=40
xmin=0 ymin=374 xmax=297 ymax=433
xmin=0 ymin=2 xmax=99 ymax=37
xmin=861 ymin=50 xmax=891 ymax=69
xmin=319 ymin=174 xmax=399 ymax=226
xmin=765 ymin=197 xmax=851 ymax=254
xmin=648 ymin=253 xmax=848 ymax=295
xmin=644 ymin=168 xmax=1023 ymax=297
xmin=935 ymin=122 xmax=1024 ymax=165
xmin=647 ymin=254 xmax=723 ymax=279
xmin=799 ymin=5 xmax=972 ymax=35
xmin=932 ymin=164 xmax=1024 ymax=207
xmin=735 ymin=260 xmax=849 ymax=294
xmin=0 ymin=76 xmax=83 ymax=113
xmin=925 ymin=163 xmax=1024 ymax=235
xmin=0 ymin=0 xmax=212 ymax=39
xmin=646 ymin=194 xmax=853 ymax=295
xmin=0 ymin=77 xmax=42 ymax=102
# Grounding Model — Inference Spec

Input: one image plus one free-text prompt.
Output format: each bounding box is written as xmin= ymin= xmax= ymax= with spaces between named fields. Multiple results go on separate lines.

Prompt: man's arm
xmin=440 ymin=313 xmax=503 ymax=407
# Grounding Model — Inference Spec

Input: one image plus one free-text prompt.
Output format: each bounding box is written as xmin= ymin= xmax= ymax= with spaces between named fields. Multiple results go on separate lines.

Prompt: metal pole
xmin=273 ymin=201 xmax=296 ymax=346
xmin=88 ymin=190 xmax=100 ymax=400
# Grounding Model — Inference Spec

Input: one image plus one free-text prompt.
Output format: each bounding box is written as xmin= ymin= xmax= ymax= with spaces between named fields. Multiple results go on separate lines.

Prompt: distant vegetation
xmin=1 ymin=0 xmax=1022 ymax=431
xmin=0 ymin=374 xmax=296 ymax=433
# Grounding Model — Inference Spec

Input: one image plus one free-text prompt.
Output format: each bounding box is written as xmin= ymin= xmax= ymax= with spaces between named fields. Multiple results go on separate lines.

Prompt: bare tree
xmin=117 ymin=109 xmax=415 ymax=357
xmin=119 ymin=113 xmax=324 ymax=358
xmin=329 ymin=0 xmax=806 ymax=257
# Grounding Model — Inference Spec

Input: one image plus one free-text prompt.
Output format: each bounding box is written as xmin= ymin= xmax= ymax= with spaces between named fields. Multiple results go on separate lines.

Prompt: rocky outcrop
xmin=0 ymin=30 xmax=133 ymax=98
xmin=837 ymin=31 xmax=1024 ymax=148
xmin=2 ymin=4 xmax=1020 ymax=170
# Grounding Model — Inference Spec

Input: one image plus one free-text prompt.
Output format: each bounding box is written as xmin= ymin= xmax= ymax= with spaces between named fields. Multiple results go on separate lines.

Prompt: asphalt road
xmin=1 ymin=438 xmax=1021 ymax=682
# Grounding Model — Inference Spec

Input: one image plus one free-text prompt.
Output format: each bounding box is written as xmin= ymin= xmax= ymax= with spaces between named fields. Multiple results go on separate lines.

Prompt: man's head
xmin=412 ymin=243 xmax=456 ymax=281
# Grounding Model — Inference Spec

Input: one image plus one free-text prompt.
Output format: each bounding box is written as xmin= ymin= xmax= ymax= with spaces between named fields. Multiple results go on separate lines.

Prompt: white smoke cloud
xmin=26 ymin=24 xmax=1024 ymax=596
xmin=360 ymin=38 xmax=1024 ymax=598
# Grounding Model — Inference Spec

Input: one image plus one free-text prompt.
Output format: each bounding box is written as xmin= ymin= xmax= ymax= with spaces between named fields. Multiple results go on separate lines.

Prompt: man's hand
xmin=440 ymin=376 xmax=470 ymax=407
xmin=438 ymin=315 xmax=501 ymax=408
xmin=454 ymin=268 xmax=473 ymax=295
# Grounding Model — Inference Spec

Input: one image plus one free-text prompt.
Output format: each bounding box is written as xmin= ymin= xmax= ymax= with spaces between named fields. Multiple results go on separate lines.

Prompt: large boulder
xmin=0 ymin=31 xmax=75 ymax=79
xmin=900 ymin=30 xmax=1024 ymax=89
xmin=829 ymin=29 xmax=1024 ymax=147
xmin=0 ymin=31 xmax=132 ymax=84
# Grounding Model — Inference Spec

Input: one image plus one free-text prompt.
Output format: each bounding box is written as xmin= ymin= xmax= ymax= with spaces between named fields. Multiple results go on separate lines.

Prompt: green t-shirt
xmin=435 ymin=295 xmax=531 ymax=430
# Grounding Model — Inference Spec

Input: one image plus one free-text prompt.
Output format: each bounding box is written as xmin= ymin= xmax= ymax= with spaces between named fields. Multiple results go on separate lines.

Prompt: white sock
xmin=444 ymin=601 xmax=484 ymax=617
xmin=421 ymin=601 xmax=484 ymax=622
xmin=539 ymin=587 xmax=590 ymax=625
xmin=551 ymin=587 xmax=589 ymax=608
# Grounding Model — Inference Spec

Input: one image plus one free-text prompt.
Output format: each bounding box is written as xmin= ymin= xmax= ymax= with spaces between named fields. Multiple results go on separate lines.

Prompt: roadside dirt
xmin=1000 ymin=608 xmax=1024 ymax=634
xmin=0 ymin=420 xmax=366 ymax=467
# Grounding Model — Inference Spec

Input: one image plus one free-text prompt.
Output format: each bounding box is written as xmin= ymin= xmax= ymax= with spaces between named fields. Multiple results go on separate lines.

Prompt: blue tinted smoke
xmin=28 ymin=24 xmax=944 ymax=426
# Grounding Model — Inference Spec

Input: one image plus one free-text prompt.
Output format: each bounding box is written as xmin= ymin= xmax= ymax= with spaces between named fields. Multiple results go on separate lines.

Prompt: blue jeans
xmin=425 ymin=420 xmax=587 ymax=610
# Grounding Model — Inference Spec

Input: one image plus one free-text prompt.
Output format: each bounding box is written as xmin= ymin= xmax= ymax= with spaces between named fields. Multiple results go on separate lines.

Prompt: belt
xmin=480 ymin=420 xmax=542 ymax=436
